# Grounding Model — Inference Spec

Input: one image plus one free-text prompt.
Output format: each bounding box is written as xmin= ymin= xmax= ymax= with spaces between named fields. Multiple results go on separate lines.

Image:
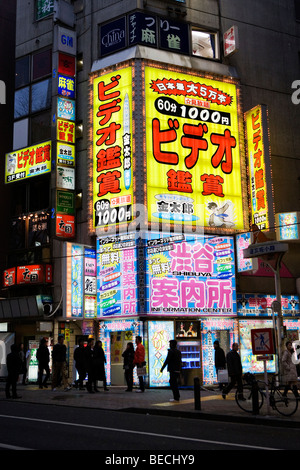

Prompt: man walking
xmin=222 ymin=343 xmax=244 ymax=400
xmin=213 ymin=340 xmax=226 ymax=390
xmin=161 ymin=339 xmax=182 ymax=402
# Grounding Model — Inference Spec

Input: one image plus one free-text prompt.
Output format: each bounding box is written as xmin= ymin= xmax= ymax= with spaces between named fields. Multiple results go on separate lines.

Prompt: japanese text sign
xmin=5 ymin=141 xmax=51 ymax=183
xmin=145 ymin=67 xmax=244 ymax=230
xmin=92 ymin=67 xmax=134 ymax=229
xmin=251 ymin=328 xmax=275 ymax=355
xmin=245 ymin=104 xmax=274 ymax=230
xmin=145 ymin=232 xmax=236 ymax=316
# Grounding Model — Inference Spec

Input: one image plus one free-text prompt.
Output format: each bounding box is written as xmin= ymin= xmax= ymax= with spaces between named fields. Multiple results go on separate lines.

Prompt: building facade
xmin=1 ymin=0 xmax=300 ymax=386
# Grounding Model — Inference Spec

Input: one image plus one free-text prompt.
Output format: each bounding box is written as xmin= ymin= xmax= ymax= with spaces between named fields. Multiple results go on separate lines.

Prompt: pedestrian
xmin=5 ymin=344 xmax=22 ymax=399
xmin=160 ymin=339 xmax=182 ymax=402
xmin=213 ymin=340 xmax=226 ymax=390
xmin=19 ymin=343 xmax=27 ymax=385
xmin=37 ymin=338 xmax=50 ymax=389
xmin=282 ymin=341 xmax=299 ymax=397
xmin=122 ymin=342 xmax=134 ymax=392
xmin=84 ymin=337 xmax=95 ymax=393
xmin=74 ymin=338 xmax=86 ymax=389
xmin=51 ymin=334 xmax=71 ymax=391
xmin=222 ymin=343 xmax=245 ymax=400
xmin=93 ymin=340 xmax=109 ymax=391
xmin=133 ymin=336 xmax=145 ymax=393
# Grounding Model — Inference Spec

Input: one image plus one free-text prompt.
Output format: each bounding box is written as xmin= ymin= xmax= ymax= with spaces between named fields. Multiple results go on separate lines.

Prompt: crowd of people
xmin=4 ymin=335 xmax=300 ymax=401
xmin=4 ymin=334 xmax=148 ymax=398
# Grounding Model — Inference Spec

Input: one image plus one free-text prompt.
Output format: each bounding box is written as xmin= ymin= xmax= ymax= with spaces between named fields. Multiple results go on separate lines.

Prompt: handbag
xmin=217 ymin=368 xmax=229 ymax=383
xmin=136 ymin=366 xmax=146 ymax=376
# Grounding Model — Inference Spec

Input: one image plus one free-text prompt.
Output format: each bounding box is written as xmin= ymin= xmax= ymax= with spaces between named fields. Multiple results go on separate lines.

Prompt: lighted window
xmin=191 ymin=29 xmax=219 ymax=59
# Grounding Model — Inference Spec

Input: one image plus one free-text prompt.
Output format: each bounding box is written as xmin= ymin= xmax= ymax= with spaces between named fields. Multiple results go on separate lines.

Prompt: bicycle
xmin=235 ymin=373 xmax=299 ymax=417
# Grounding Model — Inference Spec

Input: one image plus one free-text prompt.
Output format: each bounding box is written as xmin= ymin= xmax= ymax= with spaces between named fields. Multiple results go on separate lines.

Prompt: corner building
xmin=1 ymin=0 xmax=300 ymax=387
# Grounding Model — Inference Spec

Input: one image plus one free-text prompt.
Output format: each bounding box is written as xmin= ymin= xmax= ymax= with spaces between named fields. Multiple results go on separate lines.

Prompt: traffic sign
xmin=251 ymin=328 xmax=276 ymax=355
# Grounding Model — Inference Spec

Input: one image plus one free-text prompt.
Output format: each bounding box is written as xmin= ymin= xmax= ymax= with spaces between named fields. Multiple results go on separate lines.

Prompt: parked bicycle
xmin=235 ymin=372 xmax=299 ymax=417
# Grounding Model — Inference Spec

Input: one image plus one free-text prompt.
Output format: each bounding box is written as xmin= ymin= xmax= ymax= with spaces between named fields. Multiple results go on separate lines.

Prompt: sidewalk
xmin=1 ymin=383 xmax=300 ymax=427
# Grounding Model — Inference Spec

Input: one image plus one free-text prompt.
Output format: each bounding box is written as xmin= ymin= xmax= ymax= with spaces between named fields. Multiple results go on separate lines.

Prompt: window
xmin=32 ymin=49 xmax=52 ymax=80
xmin=15 ymin=56 xmax=30 ymax=89
xmin=191 ymin=29 xmax=219 ymax=59
xmin=14 ymin=87 xmax=30 ymax=118
xmin=30 ymin=110 xmax=52 ymax=144
xmin=295 ymin=0 xmax=300 ymax=21
xmin=31 ymin=78 xmax=52 ymax=113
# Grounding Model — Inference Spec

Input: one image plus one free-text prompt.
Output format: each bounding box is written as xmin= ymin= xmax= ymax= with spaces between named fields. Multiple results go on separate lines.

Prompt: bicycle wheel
xmin=272 ymin=388 xmax=298 ymax=417
xmin=235 ymin=385 xmax=264 ymax=413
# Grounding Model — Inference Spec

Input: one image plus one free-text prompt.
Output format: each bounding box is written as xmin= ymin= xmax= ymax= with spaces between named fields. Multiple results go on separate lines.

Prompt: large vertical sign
xmin=145 ymin=66 xmax=245 ymax=230
xmin=245 ymin=104 xmax=274 ymax=230
xmin=92 ymin=68 xmax=134 ymax=229
xmin=145 ymin=233 xmax=237 ymax=316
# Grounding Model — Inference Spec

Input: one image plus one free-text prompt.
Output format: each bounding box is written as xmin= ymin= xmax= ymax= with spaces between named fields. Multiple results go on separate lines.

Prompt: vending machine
xmin=176 ymin=321 xmax=201 ymax=386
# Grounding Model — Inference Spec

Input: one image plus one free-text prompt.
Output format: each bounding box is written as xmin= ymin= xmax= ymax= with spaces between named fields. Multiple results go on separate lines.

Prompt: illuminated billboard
xmin=276 ymin=212 xmax=300 ymax=241
xmin=145 ymin=232 xmax=237 ymax=316
xmin=92 ymin=67 xmax=134 ymax=229
xmin=245 ymin=104 xmax=274 ymax=230
xmin=145 ymin=67 xmax=245 ymax=230
xmin=63 ymin=243 xmax=96 ymax=318
xmin=5 ymin=141 xmax=51 ymax=183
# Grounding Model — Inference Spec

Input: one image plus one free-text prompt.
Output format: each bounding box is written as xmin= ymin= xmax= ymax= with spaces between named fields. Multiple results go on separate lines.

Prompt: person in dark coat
xmin=222 ymin=343 xmax=244 ymax=400
xmin=160 ymin=340 xmax=182 ymax=402
xmin=6 ymin=344 xmax=22 ymax=399
xmin=213 ymin=340 xmax=226 ymax=390
xmin=122 ymin=342 xmax=134 ymax=392
xmin=74 ymin=338 xmax=86 ymax=390
xmin=51 ymin=334 xmax=70 ymax=391
xmin=37 ymin=338 xmax=50 ymax=389
xmin=93 ymin=340 xmax=109 ymax=391
xmin=84 ymin=337 xmax=95 ymax=393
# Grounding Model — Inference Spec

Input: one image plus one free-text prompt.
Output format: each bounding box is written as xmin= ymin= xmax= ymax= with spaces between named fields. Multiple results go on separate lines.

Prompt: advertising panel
xmin=145 ymin=66 xmax=244 ymax=230
xmin=237 ymin=293 xmax=300 ymax=317
xmin=5 ymin=141 xmax=51 ymax=183
xmin=148 ymin=320 xmax=174 ymax=387
xmin=245 ymin=104 xmax=274 ymax=230
xmin=97 ymin=234 xmax=138 ymax=317
xmin=92 ymin=67 xmax=134 ymax=229
xmin=236 ymin=232 xmax=258 ymax=273
xmin=64 ymin=243 xmax=97 ymax=318
xmin=239 ymin=319 xmax=276 ymax=374
xmin=145 ymin=232 xmax=237 ymax=316
xmin=276 ymin=212 xmax=300 ymax=241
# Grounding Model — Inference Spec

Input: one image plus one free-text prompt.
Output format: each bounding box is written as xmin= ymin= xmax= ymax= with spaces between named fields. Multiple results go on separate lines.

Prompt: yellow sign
xmin=5 ymin=141 xmax=51 ymax=183
xmin=92 ymin=67 xmax=133 ymax=229
xmin=145 ymin=66 xmax=244 ymax=230
xmin=245 ymin=104 xmax=273 ymax=230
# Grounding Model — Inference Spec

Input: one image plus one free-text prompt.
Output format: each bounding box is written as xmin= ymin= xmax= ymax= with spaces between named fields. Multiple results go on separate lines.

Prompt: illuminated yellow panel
xmin=245 ymin=105 xmax=270 ymax=230
xmin=145 ymin=67 xmax=244 ymax=230
xmin=5 ymin=141 xmax=51 ymax=183
xmin=92 ymin=67 xmax=133 ymax=229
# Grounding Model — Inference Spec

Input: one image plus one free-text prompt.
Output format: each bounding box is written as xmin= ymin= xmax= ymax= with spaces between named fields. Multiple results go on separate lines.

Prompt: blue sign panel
xmin=100 ymin=17 xmax=127 ymax=56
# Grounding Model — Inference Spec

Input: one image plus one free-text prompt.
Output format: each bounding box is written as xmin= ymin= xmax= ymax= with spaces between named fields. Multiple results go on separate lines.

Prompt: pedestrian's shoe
xmin=169 ymin=398 xmax=180 ymax=402
xmin=222 ymin=392 xmax=226 ymax=399
xmin=64 ymin=386 xmax=71 ymax=391
xmin=104 ymin=388 xmax=109 ymax=391
xmin=238 ymin=395 xmax=246 ymax=401
xmin=135 ymin=389 xmax=144 ymax=393
xmin=12 ymin=395 xmax=22 ymax=399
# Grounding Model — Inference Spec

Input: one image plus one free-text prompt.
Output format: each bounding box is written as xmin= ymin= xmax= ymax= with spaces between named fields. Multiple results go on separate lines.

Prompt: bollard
xmin=194 ymin=377 xmax=201 ymax=410
xmin=251 ymin=380 xmax=260 ymax=415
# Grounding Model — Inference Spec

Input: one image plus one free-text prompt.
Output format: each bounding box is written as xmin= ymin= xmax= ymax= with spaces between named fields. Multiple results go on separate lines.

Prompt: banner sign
xmin=92 ymin=67 xmax=134 ymax=229
xmin=5 ymin=141 xmax=51 ymax=183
